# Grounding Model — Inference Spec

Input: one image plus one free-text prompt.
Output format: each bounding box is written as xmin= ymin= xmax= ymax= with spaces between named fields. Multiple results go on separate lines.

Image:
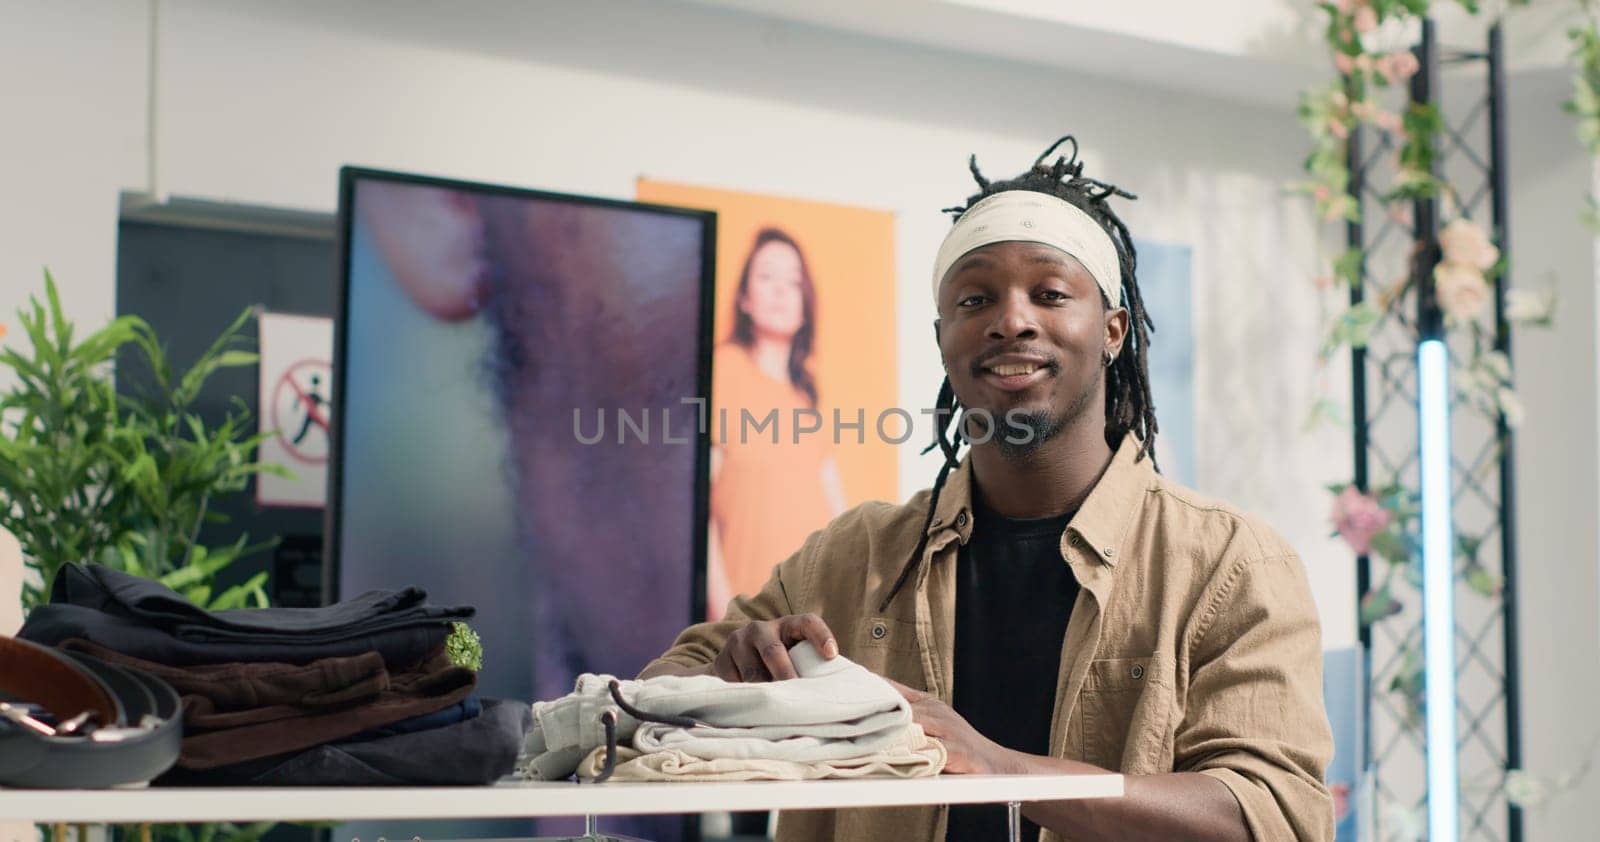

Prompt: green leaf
xmin=1360 ymin=587 xmax=1402 ymax=626
xmin=1464 ymin=564 xmax=1503 ymax=597
xmin=1334 ymin=248 xmax=1365 ymax=288
xmin=215 ymin=350 xmax=258 ymax=368
xmin=1304 ymin=397 xmax=1347 ymax=432
xmin=208 ymin=572 xmax=269 ymax=611
xmin=183 ymin=584 xmax=212 ymax=607
xmin=1368 ymin=528 xmax=1411 ymax=565
xmin=1320 ymin=302 xmax=1384 ymax=358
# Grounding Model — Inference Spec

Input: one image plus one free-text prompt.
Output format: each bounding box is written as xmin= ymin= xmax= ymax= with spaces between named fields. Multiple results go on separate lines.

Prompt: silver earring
xmin=1104 ymin=350 xmax=1115 ymax=367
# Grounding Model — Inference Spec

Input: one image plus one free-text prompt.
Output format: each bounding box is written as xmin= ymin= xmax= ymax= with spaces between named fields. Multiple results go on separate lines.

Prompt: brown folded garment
xmin=60 ymin=639 xmax=477 ymax=769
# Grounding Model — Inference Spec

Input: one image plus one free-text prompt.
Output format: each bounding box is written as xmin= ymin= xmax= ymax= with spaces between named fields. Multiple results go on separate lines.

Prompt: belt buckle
xmin=0 ymin=701 xmax=58 ymax=736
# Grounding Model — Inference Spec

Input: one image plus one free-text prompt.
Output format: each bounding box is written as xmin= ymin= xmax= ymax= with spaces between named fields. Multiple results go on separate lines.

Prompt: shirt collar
xmin=925 ymin=433 xmax=1155 ymax=567
xmin=1066 ymin=434 xmax=1156 ymax=567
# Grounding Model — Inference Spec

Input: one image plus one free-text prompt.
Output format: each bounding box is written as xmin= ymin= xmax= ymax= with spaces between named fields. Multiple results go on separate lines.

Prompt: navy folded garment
xmin=343 ymin=697 xmax=483 ymax=743
xmin=20 ymin=602 xmax=450 ymax=669
xmin=48 ymin=563 xmax=473 ymax=644
xmin=156 ymin=698 xmax=529 ymax=786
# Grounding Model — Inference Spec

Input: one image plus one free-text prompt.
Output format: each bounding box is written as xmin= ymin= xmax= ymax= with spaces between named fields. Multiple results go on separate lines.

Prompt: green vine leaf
xmin=1334 ymin=248 xmax=1365 ymax=288
xmin=1464 ymin=563 xmax=1504 ymax=597
xmin=1360 ymin=586 xmax=1404 ymax=626
xmin=1368 ymin=527 xmax=1411 ymax=566
xmin=1320 ymin=302 xmax=1384 ymax=359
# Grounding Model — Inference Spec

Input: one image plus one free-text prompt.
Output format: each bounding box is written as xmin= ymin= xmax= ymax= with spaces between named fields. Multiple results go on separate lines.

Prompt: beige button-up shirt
xmin=643 ymin=435 xmax=1335 ymax=842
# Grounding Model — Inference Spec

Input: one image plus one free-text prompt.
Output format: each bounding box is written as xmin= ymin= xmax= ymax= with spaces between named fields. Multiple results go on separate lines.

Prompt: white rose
xmin=1506 ymin=287 xmax=1555 ymax=325
xmin=1498 ymin=387 xmax=1526 ymax=428
xmin=1504 ymin=769 xmax=1548 ymax=808
xmin=1360 ymin=13 xmax=1422 ymax=55
xmin=1435 ymin=261 xmax=1491 ymax=324
xmin=1439 ymin=218 xmax=1500 ymax=272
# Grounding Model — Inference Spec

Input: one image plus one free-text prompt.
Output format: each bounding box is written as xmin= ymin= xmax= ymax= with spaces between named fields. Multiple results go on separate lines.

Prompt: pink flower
xmin=1350 ymin=100 xmax=1374 ymax=121
xmin=1374 ymin=109 xmax=1404 ymax=135
xmin=1335 ymin=0 xmax=1356 ymax=12
xmin=1385 ymin=51 xmax=1420 ymax=82
xmin=1381 ymin=54 xmax=1407 ymax=84
xmin=1331 ymin=783 xmax=1352 ymax=821
xmin=1356 ymin=53 xmax=1375 ymax=72
xmin=1354 ymin=5 xmax=1378 ymax=33
xmin=1374 ymin=54 xmax=1398 ymax=84
xmin=1332 ymin=486 xmax=1391 ymax=556
xmin=1327 ymin=116 xmax=1350 ymax=139
xmin=1334 ymin=52 xmax=1355 ymax=75
xmin=1312 ymin=184 xmax=1332 ymax=203
xmin=1435 ymin=262 xmax=1491 ymax=323
xmin=1315 ymin=274 xmax=1334 ymax=290
xmin=1439 ymin=218 xmax=1499 ymax=271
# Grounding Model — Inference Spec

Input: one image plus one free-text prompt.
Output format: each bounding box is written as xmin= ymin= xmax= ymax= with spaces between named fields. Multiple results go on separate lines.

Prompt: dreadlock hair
xmin=877 ymin=135 xmax=1158 ymax=613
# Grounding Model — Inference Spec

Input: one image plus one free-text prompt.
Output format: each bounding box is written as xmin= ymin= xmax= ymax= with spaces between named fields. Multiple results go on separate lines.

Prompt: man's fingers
xmin=780 ymin=613 xmax=839 ymax=659
xmin=711 ymin=647 xmax=742 ymax=683
xmin=882 ymin=676 xmax=928 ymax=702
xmin=729 ymin=638 xmax=773 ymax=683
xmin=749 ymin=623 xmax=800 ymax=681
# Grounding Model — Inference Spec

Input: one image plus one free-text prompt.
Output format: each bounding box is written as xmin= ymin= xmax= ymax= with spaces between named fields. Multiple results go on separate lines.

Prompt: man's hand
xmin=711 ymin=613 xmax=839 ymax=682
xmin=886 ymin=678 xmax=1019 ymax=775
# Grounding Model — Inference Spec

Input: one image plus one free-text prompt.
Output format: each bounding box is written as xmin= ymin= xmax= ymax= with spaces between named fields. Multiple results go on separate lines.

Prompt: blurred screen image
xmin=332 ymin=168 xmax=712 ymax=731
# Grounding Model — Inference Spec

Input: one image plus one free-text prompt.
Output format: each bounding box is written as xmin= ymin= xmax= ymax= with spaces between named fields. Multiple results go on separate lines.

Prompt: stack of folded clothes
xmin=517 ymin=641 xmax=946 ymax=783
xmin=19 ymin=563 xmax=530 ymax=786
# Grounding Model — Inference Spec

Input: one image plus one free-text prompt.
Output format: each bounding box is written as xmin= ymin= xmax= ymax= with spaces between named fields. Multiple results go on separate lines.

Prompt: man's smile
xmin=972 ymin=351 xmax=1057 ymax=393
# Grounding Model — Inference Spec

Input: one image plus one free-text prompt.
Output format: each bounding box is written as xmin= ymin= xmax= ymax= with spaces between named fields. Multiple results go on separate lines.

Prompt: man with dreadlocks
xmin=642 ymin=137 xmax=1334 ymax=842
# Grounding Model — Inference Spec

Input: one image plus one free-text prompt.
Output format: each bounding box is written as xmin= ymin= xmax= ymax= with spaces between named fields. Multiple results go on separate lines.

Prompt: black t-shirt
xmin=945 ymin=498 xmax=1080 ymax=842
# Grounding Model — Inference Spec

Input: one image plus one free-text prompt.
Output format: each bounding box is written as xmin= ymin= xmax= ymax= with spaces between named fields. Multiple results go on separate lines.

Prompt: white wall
xmin=1506 ymin=70 xmax=1600 ymax=842
xmin=1 ymin=0 xmax=1352 ymax=645
xmin=0 ymin=1 xmax=147 ymax=337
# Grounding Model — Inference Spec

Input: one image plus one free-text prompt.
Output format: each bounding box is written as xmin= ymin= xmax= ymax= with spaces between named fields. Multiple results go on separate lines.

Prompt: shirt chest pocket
xmin=848 ymin=616 xmax=926 ymax=688
xmin=1078 ymin=654 xmax=1174 ymax=773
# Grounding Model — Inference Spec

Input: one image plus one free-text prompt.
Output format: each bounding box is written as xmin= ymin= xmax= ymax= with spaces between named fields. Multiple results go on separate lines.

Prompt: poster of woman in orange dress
xmin=709 ymin=228 xmax=846 ymax=614
xmin=637 ymin=180 xmax=898 ymax=620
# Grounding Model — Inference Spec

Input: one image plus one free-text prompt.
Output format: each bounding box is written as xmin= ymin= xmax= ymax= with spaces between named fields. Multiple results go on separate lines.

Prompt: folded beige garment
xmin=575 ymin=725 xmax=946 ymax=782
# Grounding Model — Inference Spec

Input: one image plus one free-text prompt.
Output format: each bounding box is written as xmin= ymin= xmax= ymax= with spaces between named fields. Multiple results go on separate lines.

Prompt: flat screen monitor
xmin=328 ymin=167 xmax=713 ymax=712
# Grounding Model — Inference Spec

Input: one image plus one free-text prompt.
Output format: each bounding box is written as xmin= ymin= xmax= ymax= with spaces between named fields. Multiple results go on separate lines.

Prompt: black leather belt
xmin=0 ymin=635 xmax=182 ymax=788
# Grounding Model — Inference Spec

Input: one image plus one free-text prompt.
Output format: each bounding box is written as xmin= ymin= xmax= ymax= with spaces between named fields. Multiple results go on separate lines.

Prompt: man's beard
xmin=985 ymin=364 xmax=1102 ymax=459
xmin=993 ymin=409 xmax=1063 ymax=458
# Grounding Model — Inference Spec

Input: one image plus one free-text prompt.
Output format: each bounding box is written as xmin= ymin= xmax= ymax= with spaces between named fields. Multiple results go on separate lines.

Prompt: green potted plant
xmin=1 ymin=271 xmax=287 ymax=842
xmin=0 ymin=272 xmax=285 ymax=611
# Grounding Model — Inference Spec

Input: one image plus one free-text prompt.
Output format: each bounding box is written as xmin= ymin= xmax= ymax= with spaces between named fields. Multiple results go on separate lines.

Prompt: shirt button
xmin=1102 ymin=547 xmax=1115 ymax=558
xmin=955 ymin=511 xmax=968 ymax=527
xmin=871 ymin=622 xmax=888 ymax=640
xmin=1131 ymin=664 xmax=1145 ymax=680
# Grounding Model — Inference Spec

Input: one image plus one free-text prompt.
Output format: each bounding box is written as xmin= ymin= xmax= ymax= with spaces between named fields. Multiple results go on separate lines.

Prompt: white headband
xmin=931 ymin=191 xmax=1123 ymax=308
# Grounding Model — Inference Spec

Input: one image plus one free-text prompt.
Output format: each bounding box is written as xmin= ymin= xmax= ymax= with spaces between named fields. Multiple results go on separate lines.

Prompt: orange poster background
xmin=637 ymin=179 xmax=899 ymax=602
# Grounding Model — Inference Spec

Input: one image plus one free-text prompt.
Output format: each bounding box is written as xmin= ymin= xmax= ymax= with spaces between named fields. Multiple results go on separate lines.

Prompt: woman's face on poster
xmin=741 ymin=240 xmax=806 ymax=340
